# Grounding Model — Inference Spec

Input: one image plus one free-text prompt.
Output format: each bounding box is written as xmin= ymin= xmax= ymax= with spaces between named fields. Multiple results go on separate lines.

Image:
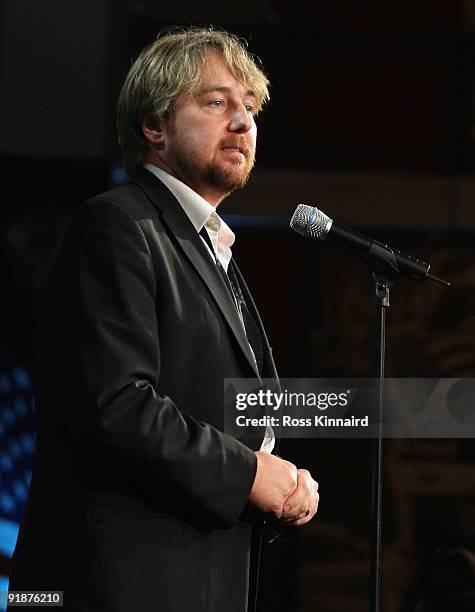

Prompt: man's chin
xmin=204 ymin=163 xmax=253 ymax=194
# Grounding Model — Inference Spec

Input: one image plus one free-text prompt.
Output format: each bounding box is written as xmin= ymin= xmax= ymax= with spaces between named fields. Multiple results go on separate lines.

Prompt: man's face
xmin=146 ymin=52 xmax=258 ymax=205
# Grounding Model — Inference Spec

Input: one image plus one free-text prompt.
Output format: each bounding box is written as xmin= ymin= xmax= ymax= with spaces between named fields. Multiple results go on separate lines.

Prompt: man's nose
xmin=229 ymin=105 xmax=253 ymax=133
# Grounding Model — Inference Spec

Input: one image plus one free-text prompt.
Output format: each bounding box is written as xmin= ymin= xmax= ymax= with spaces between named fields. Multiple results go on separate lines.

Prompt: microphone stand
xmin=363 ymin=243 xmax=399 ymax=612
xmin=289 ymin=203 xmax=450 ymax=611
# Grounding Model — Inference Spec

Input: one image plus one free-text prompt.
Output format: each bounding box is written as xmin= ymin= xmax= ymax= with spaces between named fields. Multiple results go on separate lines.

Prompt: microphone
xmin=290 ymin=204 xmax=450 ymax=287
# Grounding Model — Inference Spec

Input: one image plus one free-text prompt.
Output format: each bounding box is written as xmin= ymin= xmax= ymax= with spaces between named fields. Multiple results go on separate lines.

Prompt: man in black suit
xmin=8 ymin=27 xmax=318 ymax=611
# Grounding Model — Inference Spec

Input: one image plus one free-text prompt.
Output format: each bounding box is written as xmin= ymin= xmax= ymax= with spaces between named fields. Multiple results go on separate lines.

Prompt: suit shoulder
xmin=82 ymin=182 xmax=156 ymax=222
xmin=58 ymin=183 xmax=164 ymax=249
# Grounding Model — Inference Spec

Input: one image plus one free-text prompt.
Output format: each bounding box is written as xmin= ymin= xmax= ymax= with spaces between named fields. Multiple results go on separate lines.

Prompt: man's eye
xmin=210 ymin=100 xmax=224 ymax=107
xmin=245 ymin=105 xmax=255 ymax=114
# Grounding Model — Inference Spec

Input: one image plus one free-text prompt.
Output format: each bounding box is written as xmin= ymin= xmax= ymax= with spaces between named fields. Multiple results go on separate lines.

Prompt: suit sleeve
xmin=42 ymin=197 xmax=257 ymax=525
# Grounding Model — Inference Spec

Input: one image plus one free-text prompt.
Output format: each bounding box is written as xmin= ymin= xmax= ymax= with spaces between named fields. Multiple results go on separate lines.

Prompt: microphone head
xmin=290 ymin=204 xmax=333 ymax=239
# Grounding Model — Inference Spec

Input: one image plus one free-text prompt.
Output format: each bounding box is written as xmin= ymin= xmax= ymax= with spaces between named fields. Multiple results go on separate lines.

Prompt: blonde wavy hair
xmin=117 ymin=26 xmax=270 ymax=175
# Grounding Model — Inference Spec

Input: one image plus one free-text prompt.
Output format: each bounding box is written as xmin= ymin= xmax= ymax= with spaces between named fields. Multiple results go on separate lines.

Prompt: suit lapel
xmin=231 ymin=261 xmax=278 ymax=380
xmin=130 ymin=168 xmax=260 ymax=378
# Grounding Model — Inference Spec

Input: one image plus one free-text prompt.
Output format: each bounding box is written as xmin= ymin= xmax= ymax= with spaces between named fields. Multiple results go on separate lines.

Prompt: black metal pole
xmin=370 ymin=276 xmax=390 ymax=612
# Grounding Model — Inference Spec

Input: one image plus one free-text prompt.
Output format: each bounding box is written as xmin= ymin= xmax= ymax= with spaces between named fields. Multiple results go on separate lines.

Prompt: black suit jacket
xmin=9 ymin=168 xmax=278 ymax=611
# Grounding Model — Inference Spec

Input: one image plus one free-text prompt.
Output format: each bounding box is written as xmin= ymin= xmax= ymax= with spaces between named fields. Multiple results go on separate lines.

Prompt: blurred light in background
xmin=0 ymin=362 xmax=35 ymax=611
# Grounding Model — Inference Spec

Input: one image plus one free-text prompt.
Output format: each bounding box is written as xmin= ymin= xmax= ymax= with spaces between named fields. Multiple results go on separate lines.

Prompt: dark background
xmin=1 ymin=1 xmax=475 ymax=610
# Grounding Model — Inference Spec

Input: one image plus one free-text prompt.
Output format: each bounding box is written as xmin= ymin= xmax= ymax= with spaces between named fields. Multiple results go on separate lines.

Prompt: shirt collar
xmin=143 ymin=163 xmax=215 ymax=233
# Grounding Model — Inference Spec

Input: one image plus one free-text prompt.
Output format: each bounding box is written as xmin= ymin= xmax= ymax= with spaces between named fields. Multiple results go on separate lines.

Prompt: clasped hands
xmin=249 ymin=450 xmax=319 ymax=527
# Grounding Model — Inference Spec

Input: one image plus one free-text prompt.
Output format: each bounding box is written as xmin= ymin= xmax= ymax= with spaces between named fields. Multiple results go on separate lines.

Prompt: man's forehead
xmin=196 ymin=83 xmax=256 ymax=98
xmin=194 ymin=53 xmax=256 ymax=98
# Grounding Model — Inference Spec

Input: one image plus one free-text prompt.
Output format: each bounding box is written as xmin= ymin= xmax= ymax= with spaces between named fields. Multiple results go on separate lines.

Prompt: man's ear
xmin=142 ymin=116 xmax=165 ymax=147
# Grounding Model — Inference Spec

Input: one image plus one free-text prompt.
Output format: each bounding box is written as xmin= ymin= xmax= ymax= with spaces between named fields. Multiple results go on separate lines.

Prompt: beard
xmin=169 ymin=138 xmax=255 ymax=199
xmin=201 ymin=158 xmax=254 ymax=194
